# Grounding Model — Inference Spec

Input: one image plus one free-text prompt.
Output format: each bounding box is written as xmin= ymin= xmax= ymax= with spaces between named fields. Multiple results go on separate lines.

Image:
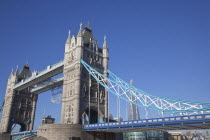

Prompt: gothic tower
xmin=0 ymin=65 xmax=38 ymax=133
xmin=61 ymin=23 xmax=109 ymax=124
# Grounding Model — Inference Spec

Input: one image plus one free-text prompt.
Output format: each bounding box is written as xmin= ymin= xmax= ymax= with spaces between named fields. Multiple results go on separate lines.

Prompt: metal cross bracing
xmin=81 ymin=59 xmax=210 ymax=117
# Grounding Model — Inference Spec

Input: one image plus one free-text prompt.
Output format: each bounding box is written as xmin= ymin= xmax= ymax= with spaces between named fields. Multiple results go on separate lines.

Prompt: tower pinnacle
xmin=15 ymin=65 xmax=19 ymax=74
xmin=85 ymin=21 xmax=91 ymax=30
xmin=77 ymin=22 xmax=83 ymax=37
xmin=68 ymin=30 xmax=71 ymax=37
xmin=11 ymin=68 xmax=14 ymax=75
xmin=103 ymin=35 xmax=108 ymax=49
xmin=66 ymin=30 xmax=71 ymax=44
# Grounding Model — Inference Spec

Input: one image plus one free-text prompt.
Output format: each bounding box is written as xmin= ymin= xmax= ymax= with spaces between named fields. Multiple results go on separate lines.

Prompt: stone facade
xmin=0 ymin=65 xmax=38 ymax=133
xmin=37 ymin=124 xmax=116 ymax=140
xmin=61 ymin=24 xmax=109 ymax=125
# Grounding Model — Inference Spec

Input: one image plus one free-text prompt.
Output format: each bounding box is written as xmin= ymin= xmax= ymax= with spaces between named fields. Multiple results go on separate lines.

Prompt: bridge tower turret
xmin=0 ymin=69 xmax=18 ymax=132
xmin=0 ymin=65 xmax=38 ymax=133
xmin=62 ymin=23 xmax=108 ymax=125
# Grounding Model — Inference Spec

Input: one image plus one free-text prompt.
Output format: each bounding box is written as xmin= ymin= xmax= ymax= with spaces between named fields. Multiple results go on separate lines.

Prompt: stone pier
xmin=37 ymin=124 xmax=116 ymax=140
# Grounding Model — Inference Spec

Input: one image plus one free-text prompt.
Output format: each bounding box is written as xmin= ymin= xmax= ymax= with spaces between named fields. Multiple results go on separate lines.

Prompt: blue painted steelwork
xmin=11 ymin=130 xmax=38 ymax=140
xmin=81 ymin=59 xmax=210 ymax=113
xmin=84 ymin=114 xmax=210 ymax=132
xmin=108 ymin=70 xmax=209 ymax=105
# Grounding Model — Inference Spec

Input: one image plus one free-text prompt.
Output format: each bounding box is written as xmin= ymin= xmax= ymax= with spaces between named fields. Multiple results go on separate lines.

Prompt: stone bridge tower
xmin=0 ymin=65 xmax=37 ymax=133
xmin=61 ymin=23 xmax=109 ymax=124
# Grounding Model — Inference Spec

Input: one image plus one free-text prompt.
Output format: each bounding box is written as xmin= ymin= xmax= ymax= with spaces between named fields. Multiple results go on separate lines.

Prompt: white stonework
xmin=61 ymin=24 xmax=109 ymax=124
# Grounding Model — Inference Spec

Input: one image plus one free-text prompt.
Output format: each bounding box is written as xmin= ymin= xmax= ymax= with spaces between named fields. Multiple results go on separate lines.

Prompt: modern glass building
xmin=123 ymin=131 xmax=165 ymax=140
xmin=123 ymin=81 xmax=165 ymax=140
xmin=123 ymin=132 xmax=147 ymax=140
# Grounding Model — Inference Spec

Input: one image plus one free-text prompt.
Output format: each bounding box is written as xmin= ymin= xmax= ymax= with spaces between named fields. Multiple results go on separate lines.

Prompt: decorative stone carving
xmin=68 ymin=52 xmax=76 ymax=63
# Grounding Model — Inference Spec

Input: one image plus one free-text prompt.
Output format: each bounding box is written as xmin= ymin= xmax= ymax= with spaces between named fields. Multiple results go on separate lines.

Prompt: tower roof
xmin=83 ymin=24 xmax=93 ymax=44
xmin=18 ymin=64 xmax=32 ymax=80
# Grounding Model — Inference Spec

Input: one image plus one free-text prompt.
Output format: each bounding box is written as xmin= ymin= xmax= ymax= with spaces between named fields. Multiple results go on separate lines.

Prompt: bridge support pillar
xmin=37 ymin=124 xmax=117 ymax=140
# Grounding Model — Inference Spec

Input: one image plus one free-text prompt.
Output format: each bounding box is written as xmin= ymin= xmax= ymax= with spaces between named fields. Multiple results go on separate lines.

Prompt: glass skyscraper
xmin=123 ymin=80 xmax=164 ymax=140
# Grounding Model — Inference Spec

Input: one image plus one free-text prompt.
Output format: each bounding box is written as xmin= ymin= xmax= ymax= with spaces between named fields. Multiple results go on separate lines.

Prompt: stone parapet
xmin=37 ymin=124 xmax=117 ymax=140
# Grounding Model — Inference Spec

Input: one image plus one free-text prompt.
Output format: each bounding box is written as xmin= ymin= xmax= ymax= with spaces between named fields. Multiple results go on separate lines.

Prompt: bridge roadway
xmin=13 ymin=60 xmax=64 ymax=92
xmin=84 ymin=114 xmax=210 ymax=132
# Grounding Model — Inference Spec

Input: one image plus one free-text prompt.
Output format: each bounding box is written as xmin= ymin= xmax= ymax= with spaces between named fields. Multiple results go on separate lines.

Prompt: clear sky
xmin=0 ymin=0 xmax=210 ymax=130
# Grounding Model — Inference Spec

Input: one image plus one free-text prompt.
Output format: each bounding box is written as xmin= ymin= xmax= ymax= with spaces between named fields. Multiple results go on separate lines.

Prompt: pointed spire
xmin=66 ymin=30 xmax=71 ymax=44
xmin=85 ymin=21 xmax=91 ymax=30
xmin=9 ymin=68 xmax=14 ymax=77
xmin=25 ymin=61 xmax=29 ymax=67
xmin=15 ymin=65 xmax=19 ymax=74
xmin=11 ymin=68 xmax=14 ymax=74
xmin=77 ymin=22 xmax=83 ymax=37
xmin=103 ymin=35 xmax=108 ymax=49
xmin=68 ymin=30 xmax=71 ymax=37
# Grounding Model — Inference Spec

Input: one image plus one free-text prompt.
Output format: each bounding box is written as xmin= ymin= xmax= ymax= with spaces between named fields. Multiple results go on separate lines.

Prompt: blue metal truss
xmin=81 ymin=59 xmax=210 ymax=114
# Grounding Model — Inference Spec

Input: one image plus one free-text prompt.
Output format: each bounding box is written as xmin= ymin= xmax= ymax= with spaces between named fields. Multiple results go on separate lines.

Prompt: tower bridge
xmin=0 ymin=23 xmax=210 ymax=140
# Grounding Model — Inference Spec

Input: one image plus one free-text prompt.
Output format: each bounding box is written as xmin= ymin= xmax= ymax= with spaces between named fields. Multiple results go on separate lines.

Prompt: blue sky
xmin=0 ymin=0 xmax=210 ymax=130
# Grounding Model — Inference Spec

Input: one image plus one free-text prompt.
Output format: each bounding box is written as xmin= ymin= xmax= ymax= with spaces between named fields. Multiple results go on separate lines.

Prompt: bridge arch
xmin=10 ymin=122 xmax=27 ymax=132
xmin=81 ymin=106 xmax=104 ymax=124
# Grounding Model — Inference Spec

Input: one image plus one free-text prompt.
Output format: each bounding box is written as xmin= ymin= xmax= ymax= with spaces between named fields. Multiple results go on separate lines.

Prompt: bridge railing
xmin=11 ymin=130 xmax=38 ymax=136
xmin=14 ymin=60 xmax=64 ymax=89
xmin=11 ymin=130 xmax=38 ymax=140
xmin=84 ymin=114 xmax=210 ymax=129
xmin=50 ymin=60 xmax=64 ymax=70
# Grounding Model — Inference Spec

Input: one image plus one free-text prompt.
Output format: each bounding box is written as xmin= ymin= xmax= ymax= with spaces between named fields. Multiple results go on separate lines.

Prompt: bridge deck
xmin=84 ymin=114 xmax=210 ymax=132
xmin=14 ymin=61 xmax=64 ymax=91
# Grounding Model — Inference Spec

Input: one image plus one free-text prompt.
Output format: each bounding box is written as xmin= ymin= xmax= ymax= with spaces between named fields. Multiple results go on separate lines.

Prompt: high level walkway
xmin=13 ymin=61 xmax=64 ymax=91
